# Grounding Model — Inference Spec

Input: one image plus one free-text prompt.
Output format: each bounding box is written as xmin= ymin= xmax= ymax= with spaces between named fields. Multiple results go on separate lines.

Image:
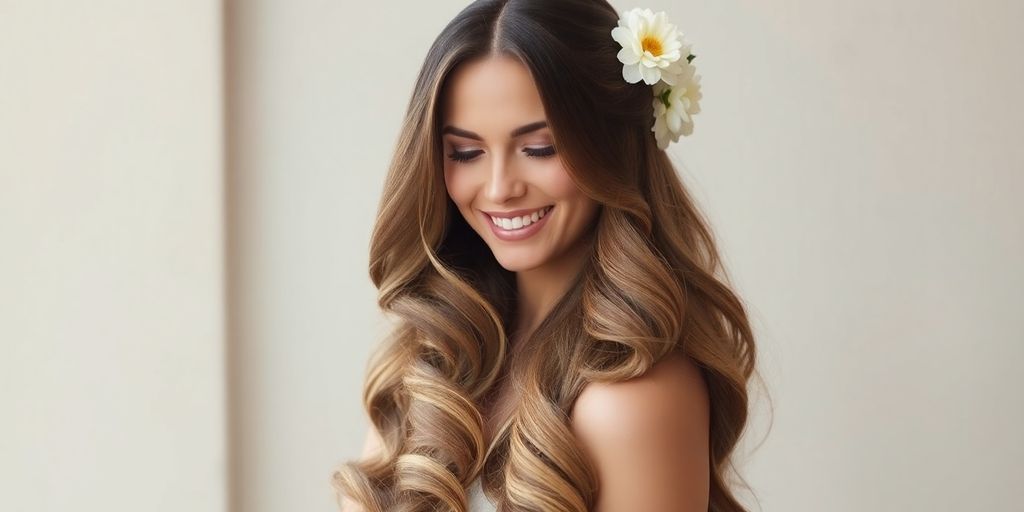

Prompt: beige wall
xmin=0 ymin=2 xmax=226 ymax=512
xmin=3 ymin=1 xmax=1021 ymax=511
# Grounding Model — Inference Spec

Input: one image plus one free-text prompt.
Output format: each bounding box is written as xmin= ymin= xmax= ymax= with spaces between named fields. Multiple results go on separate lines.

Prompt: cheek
xmin=543 ymin=163 xmax=585 ymax=202
xmin=444 ymin=167 xmax=476 ymax=206
xmin=543 ymin=164 xmax=598 ymax=227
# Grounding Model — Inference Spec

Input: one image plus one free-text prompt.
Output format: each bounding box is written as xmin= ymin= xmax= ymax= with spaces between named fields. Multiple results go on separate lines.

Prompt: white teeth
xmin=490 ymin=205 xmax=551 ymax=231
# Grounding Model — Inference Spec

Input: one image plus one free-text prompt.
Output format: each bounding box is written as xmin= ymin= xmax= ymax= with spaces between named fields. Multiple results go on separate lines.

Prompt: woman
xmin=333 ymin=0 xmax=762 ymax=510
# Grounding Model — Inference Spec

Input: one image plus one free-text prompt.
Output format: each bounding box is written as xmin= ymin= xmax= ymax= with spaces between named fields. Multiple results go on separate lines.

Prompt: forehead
xmin=441 ymin=55 xmax=546 ymax=130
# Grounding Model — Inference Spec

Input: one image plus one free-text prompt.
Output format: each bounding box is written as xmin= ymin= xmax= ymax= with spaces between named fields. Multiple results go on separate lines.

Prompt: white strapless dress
xmin=467 ymin=477 xmax=498 ymax=511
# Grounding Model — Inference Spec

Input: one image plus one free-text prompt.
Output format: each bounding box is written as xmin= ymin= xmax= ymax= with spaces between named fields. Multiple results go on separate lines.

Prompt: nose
xmin=485 ymin=151 xmax=526 ymax=203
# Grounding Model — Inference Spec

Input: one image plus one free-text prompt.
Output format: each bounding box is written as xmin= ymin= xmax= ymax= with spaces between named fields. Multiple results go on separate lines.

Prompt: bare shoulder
xmin=570 ymin=351 xmax=711 ymax=511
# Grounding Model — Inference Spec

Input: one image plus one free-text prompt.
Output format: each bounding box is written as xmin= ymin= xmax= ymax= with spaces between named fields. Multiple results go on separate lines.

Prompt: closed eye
xmin=447 ymin=149 xmax=483 ymax=163
xmin=446 ymin=146 xmax=557 ymax=163
xmin=524 ymin=146 xmax=556 ymax=158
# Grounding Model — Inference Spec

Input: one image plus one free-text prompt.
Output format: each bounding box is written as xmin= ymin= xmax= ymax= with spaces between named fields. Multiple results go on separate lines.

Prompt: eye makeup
xmin=446 ymin=145 xmax=556 ymax=163
xmin=524 ymin=146 xmax=556 ymax=158
xmin=447 ymin=149 xmax=483 ymax=163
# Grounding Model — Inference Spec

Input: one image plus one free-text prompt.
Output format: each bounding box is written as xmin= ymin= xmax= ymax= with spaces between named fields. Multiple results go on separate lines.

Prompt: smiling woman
xmin=331 ymin=1 xmax=762 ymax=511
xmin=441 ymin=55 xmax=600 ymax=279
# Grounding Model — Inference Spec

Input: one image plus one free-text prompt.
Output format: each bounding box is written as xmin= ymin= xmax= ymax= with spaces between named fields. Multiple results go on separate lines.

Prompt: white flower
xmin=651 ymin=62 xmax=702 ymax=150
xmin=611 ymin=8 xmax=691 ymax=85
xmin=611 ymin=6 xmax=703 ymax=149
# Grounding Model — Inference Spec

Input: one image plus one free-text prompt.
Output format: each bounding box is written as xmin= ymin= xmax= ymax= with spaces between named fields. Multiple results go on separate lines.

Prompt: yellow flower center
xmin=641 ymin=36 xmax=663 ymax=56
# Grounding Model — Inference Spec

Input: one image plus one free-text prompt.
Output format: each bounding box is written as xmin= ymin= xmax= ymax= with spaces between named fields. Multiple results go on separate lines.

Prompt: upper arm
xmin=570 ymin=352 xmax=711 ymax=511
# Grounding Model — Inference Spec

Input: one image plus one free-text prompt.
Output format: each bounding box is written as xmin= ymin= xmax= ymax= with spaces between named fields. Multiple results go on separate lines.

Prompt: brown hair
xmin=332 ymin=0 xmax=767 ymax=510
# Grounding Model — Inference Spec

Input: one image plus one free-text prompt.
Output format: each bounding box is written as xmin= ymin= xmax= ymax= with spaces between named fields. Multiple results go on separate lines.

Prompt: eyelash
xmin=446 ymin=146 xmax=556 ymax=163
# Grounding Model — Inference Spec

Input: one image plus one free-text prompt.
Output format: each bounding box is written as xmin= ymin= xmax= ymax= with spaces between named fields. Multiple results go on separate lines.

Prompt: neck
xmin=513 ymin=230 xmax=595 ymax=341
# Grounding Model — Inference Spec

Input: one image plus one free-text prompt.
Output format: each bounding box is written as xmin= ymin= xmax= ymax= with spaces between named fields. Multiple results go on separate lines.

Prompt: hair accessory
xmin=611 ymin=7 xmax=702 ymax=150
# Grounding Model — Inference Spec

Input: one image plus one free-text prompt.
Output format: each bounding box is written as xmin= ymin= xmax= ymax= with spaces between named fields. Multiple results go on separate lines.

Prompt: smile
xmin=481 ymin=205 xmax=554 ymax=241
xmin=488 ymin=205 xmax=552 ymax=230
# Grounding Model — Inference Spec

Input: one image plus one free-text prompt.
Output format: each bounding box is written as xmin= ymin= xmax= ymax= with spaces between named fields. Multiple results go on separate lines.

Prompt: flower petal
xmin=639 ymin=64 xmax=661 ymax=85
xmin=660 ymin=70 xmax=678 ymax=85
xmin=622 ymin=63 xmax=643 ymax=84
xmin=617 ymin=47 xmax=640 ymax=65
xmin=627 ymin=9 xmax=645 ymax=31
xmin=667 ymin=111 xmax=682 ymax=133
xmin=610 ymin=26 xmax=632 ymax=47
xmin=655 ymin=129 xmax=669 ymax=150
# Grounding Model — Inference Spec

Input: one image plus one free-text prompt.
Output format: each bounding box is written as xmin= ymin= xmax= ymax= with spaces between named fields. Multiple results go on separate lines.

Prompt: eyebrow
xmin=441 ymin=120 xmax=548 ymax=140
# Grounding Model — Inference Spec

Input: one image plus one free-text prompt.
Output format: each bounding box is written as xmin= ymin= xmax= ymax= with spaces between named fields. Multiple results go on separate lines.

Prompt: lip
xmin=480 ymin=205 xmax=554 ymax=242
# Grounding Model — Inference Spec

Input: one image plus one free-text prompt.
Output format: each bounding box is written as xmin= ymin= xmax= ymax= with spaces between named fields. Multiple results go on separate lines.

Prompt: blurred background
xmin=1 ymin=0 xmax=1021 ymax=511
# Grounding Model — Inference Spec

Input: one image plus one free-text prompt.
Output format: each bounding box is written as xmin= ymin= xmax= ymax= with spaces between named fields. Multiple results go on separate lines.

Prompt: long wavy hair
xmin=332 ymin=1 xmax=766 ymax=510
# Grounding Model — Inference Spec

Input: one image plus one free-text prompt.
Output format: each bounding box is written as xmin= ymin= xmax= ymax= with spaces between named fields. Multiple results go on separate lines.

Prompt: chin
xmin=491 ymin=249 xmax=547 ymax=273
